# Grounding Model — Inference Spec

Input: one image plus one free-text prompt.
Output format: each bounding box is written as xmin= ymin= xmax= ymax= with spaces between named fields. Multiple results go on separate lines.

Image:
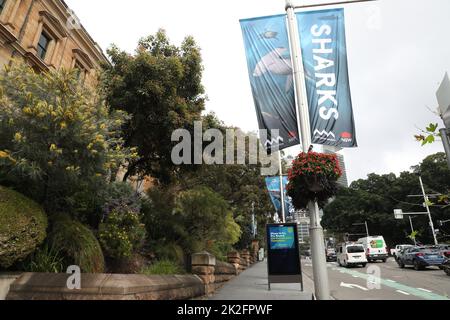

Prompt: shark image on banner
xmin=260 ymin=30 xmax=279 ymax=40
xmin=253 ymin=48 xmax=293 ymax=93
xmin=240 ymin=14 xmax=300 ymax=152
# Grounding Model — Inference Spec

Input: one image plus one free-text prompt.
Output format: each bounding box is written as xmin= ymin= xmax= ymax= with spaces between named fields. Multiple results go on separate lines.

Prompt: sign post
xmin=266 ymin=223 xmax=303 ymax=291
xmin=437 ymin=73 xmax=450 ymax=169
xmin=440 ymin=128 xmax=450 ymax=170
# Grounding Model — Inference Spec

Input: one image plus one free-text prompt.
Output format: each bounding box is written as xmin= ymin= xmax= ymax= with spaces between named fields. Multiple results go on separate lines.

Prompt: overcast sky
xmin=65 ymin=0 xmax=448 ymax=183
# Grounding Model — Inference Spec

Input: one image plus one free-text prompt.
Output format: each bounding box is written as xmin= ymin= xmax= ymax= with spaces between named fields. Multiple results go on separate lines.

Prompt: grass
xmin=25 ymin=244 xmax=65 ymax=273
xmin=141 ymin=260 xmax=186 ymax=275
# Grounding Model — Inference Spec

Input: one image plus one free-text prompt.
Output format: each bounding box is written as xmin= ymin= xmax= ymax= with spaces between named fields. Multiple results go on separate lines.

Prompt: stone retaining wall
xmin=6 ymin=273 xmax=205 ymax=300
xmin=5 ymin=249 xmax=259 ymax=300
xmin=0 ymin=273 xmax=21 ymax=300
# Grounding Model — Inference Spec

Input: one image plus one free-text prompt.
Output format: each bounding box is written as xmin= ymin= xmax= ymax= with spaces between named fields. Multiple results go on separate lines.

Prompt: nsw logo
xmin=340 ymin=132 xmax=353 ymax=143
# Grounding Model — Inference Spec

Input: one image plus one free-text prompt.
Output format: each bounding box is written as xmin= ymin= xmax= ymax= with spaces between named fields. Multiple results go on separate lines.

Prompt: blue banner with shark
xmin=240 ymin=15 xmax=300 ymax=151
xmin=265 ymin=176 xmax=294 ymax=218
xmin=297 ymin=9 xmax=357 ymax=148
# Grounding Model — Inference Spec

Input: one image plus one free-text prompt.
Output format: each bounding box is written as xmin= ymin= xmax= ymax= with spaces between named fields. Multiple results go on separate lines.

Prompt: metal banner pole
xmin=285 ymin=0 xmax=330 ymax=300
xmin=278 ymin=151 xmax=286 ymax=223
xmin=294 ymin=0 xmax=378 ymax=9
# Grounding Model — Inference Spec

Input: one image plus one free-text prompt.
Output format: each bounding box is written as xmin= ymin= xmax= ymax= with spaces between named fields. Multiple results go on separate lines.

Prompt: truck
xmin=358 ymin=236 xmax=389 ymax=263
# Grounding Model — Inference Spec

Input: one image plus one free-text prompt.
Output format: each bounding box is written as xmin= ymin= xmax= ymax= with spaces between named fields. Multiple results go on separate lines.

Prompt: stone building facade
xmin=0 ymin=0 xmax=107 ymax=86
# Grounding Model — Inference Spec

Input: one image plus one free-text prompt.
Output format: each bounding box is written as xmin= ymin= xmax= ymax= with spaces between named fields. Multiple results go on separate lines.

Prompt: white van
xmin=358 ymin=236 xmax=388 ymax=262
xmin=337 ymin=243 xmax=368 ymax=268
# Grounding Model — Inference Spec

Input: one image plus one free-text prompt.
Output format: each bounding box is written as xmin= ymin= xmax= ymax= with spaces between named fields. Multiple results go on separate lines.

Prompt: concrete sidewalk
xmin=210 ymin=260 xmax=314 ymax=300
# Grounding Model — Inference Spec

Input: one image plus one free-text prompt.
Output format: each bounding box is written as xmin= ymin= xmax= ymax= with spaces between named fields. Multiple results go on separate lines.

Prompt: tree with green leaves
xmin=0 ymin=62 xmax=134 ymax=216
xmin=142 ymin=186 xmax=241 ymax=259
xmin=178 ymin=116 xmax=274 ymax=250
xmin=101 ymin=29 xmax=205 ymax=184
xmin=415 ymin=123 xmax=442 ymax=146
xmin=322 ymin=153 xmax=450 ymax=245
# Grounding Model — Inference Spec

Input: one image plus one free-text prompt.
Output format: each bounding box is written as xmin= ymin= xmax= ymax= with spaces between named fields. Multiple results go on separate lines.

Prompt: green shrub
xmin=143 ymin=186 xmax=241 ymax=258
xmin=0 ymin=186 xmax=47 ymax=268
xmin=22 ymin=244 xmax=64 ymax=273
xmin=141 ymin=260 xmax=185 ymax=275
xmin=174 ymin=187 xmax=241 ymax=254
xmin=48 ymin=214 xmax=105 ymax=273
xmin=153 ymin=242 xmax=185 ymax=265
xmin=99 ymin=182 xmax=145 ymax=260
xmin=99 ymin=210 xmax=146 ymax=259
xmin=208 ymin=242 xmax=233 ymax=262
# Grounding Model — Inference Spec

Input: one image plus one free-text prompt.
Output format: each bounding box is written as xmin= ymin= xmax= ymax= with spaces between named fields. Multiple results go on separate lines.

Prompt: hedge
xmin=0 ymin=186 xmax=47 ymax=268
xmin=48 ymin=214 xmax=105 ymax=273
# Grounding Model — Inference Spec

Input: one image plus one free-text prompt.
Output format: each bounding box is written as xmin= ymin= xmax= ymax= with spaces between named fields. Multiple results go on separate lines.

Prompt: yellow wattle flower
xmin=0 ymin=150 xmax=9 ymax=158
xmin=14 ymin=132 xmax=22 ymax=142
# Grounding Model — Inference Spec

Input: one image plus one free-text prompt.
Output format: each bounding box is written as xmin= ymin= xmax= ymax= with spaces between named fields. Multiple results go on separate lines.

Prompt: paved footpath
xmin=209 ymin=260 xmax=314 ymax=300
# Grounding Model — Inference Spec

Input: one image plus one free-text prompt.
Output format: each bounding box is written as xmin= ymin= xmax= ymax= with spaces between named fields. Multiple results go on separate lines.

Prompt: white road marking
xmin=352 ymin=275 xmax=359 ymax=278
xmin=418 ymin=288 xmax=433 ymax=293
xmin=340 ymin=282 xmax=369 ymax=291
xmin=396 ymin=290 xmax=411 ymax=296
xmin=387 ymin=279 xmax=397 ymax=283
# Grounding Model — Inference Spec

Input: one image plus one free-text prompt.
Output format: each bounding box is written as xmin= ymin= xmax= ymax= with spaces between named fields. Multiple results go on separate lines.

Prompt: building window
xmin=74 ymin=60 xmax=86 ymax=82
xmin=0 ymin=0 xmax=6 ymax=14
xmin=37 ymin=32 xmax=51 ymax=60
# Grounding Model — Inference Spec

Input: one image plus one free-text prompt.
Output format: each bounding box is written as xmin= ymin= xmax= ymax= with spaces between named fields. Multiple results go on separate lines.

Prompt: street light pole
xmin=409 ymin=216 xmax=417 ymax=246
xmin=418 ymin=175 xmax=439 ymax=245
xmin=284 ymin=0 xmax=380 ymax=300
xmin=352 ymin=222 xmax=369 ymax=237
xmin=365 ymin=221 xmax=369 ymax=237
xmin=285 ymin=0 xmax=329 ymax=300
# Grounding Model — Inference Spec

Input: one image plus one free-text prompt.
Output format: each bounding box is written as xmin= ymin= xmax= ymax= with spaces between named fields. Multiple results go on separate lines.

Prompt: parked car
xmin=392 ymin=244 xmax=414 ymax=260
xmin=358 ymin=236 xmax=389 ymax=262
xmin=396 ymin=246 xmax=411 ymax=262
xmin=337 ymin=243 xmax=368 ymax=268
xmin=301 ymin=247 xmax=311 ymax=257
xmin=442 ymin=258 xmax=450 ymax=276
xmin=397 ymin=246 xmax=446 ymax=270
xmin=436 ymin=244 xmax=450 ymax=259
xmin=325 ymin=248 xmax=337 ymax=262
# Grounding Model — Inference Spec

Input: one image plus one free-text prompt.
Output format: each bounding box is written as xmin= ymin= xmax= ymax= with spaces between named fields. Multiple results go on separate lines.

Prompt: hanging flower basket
xmin=287 ymin=152 xmax=342 ymax=210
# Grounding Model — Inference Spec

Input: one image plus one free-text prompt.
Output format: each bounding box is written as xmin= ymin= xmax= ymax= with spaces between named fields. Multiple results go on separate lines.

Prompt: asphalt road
xmin=302 ymin=257 xmax=450 ymax=300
